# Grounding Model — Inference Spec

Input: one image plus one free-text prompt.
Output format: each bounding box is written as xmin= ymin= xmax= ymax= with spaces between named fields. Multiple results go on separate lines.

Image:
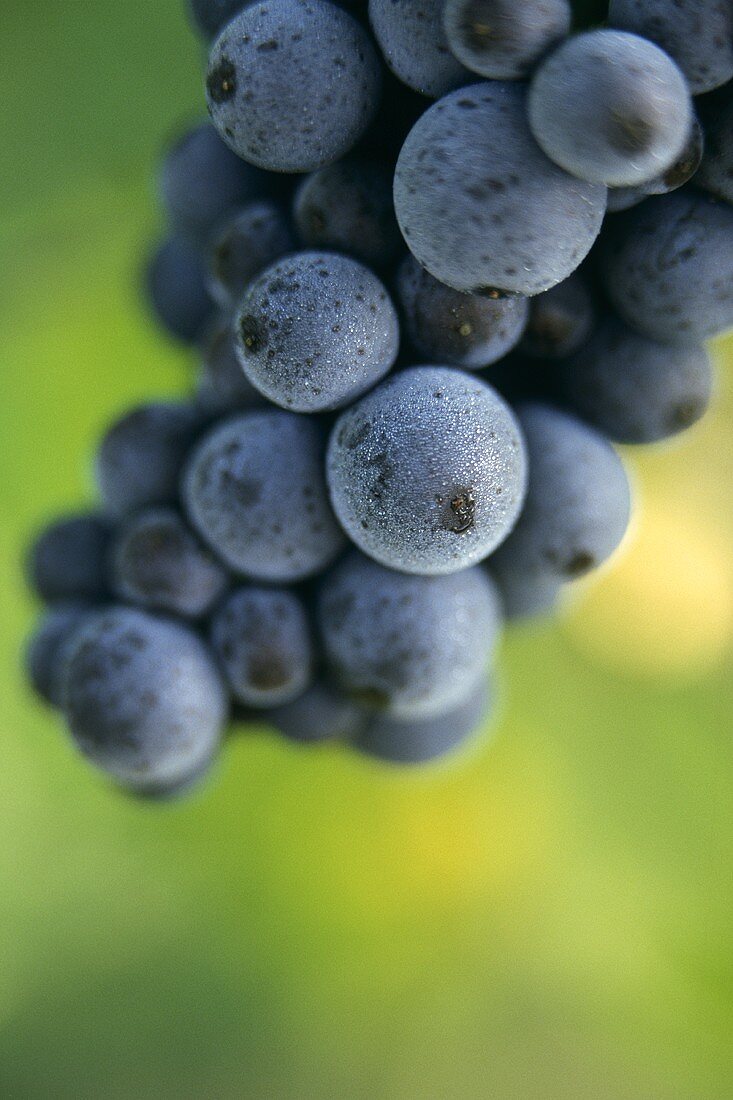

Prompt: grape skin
xmin=353 ymin=677 xmax=492 ymax=764
xmin=490 ymin=403 xmax=632 ymax=581
xmin=160 ymin=122 xmax=268 ymax=245
xmin=443 ymin=0 xmax=571 ymax=81
xmin=96 ymin=402 xmax=208 ymax=519
xmin=146 ymin=236 xmax=215 ymax=344
xmin=605 ymin=187 xmax=648 ymax=214
xmin=606 ymin=116 xmax=704 ymax=211
xmin=183 ymin=409 xmax=346 ymax=581
xmin=396 ymin=253 xmax=529 ymax=368
xmin=632 ymin=116 xmax=704 ymax=197
xmin=207 ymin=201 xmax=296 ymax=308
xmin=528 ymin=30 xmax=692 ymax=188
xmin=110 ymin=508 xmax=230 ymax=619
xmin=188 ymin=0 xmax=247 ymax=40
xmin=61 ymin=607 xmax=228 ymax=790
xmin=368 ymin=0 xmax=473 ymax=98
xmin=393 ymin=82 xmax=607 ymax=297
xmin=317 ymin=551 xmax=502 ymax=719
xmin=26 ymin=604 xmax=92 ymax=707
xmin=211 ymin=586 xmax=314 ymax=707
xmin=697 ymin=86 xmax=733 ymax=206
xmin=196 ymin=313 xmax=264 ymax=415
xmin=270 ymin=681 xmax=368 ymax=744
xmin=557 ymin=315 xmax=713 ymax=444
xmin=608 ymin=0 xmax=733 ymax=95
xmin=327 ymin=366 xmax=527 ymax=576
xmin=520 ymin=273 xmax=595 ymax=359
xmin=598 ymin=190 xmax=733 ymax=346
xmin=28 ymin=513 xmax=113 ymax=603
xmin=206 ymin=0 xmax=381 ymax=172
xmin=236 ymin=251 xmax=399 ymax=413
xmin=123 ymin=754 xmax=219 ymax=802
xmin=488 ymin=561 xmax=563 ymax=621
xmin=293 ymin=157 xmax=403 ymax=270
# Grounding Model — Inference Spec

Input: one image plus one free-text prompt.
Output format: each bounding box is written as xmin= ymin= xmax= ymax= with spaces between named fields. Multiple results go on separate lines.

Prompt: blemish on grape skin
xmin=207 ymin=58 xmax=237 ymax=104
xmin=239 ymin=314 xmax=267 ymax=354
xmin=448 ymin=489 xmax=476 ymax=534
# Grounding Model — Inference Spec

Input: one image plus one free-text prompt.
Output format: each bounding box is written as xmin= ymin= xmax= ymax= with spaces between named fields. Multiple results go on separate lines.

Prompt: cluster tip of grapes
xmin=25 ymin=0 xmax=733 ymax=798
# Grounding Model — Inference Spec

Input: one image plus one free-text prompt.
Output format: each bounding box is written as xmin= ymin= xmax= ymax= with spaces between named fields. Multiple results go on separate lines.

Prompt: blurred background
xmin=2 ymin=3 xmax=733 ymax=1096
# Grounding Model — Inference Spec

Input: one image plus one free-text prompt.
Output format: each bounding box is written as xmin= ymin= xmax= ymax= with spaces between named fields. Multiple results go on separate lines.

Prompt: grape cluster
xmin=24 ymin=0 xmax=733 ymax=796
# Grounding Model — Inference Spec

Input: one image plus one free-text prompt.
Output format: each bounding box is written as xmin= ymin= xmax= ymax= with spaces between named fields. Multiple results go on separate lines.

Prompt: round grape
xmin=28 ymin=513 xmax=113 ymax=603
xmin=236 ymin=251 xmax=399 ymax=412
xmin=160 ymin=122 xmax=268 ymax=244
xmin=61 ymin=607 xmax=228 ymax=789
xmin=269 ymin=681 xmax=367 ymax=743
xmin=489 ymin=561 xmax=563 ymax=621
xmin=183 ymin=409 xmax=346 ymax=580
xmin=598 ymin=191 xmax=733 ymax=345
xmin=318 ymin=551 xmax=502 ymax=718
xmin=490 ymin=403 xmax=632 ymax=580
xmin=528 ymin=30 xmax=692 ymax=188
xmin=205 ymin=0 xmax=381 ymax=172
xmin=293 ymin=158 xmax=403 ymax=270
xmin=96 ymin=402 xmax=208 ymax=518
xmin=394 ymin=82 xmax=606 ymax=297
xmin=520 ymin=273 xmax=595 ymax=359
xmin=327 ymin=366 xmax=527 ymax=575
xmin=146 ymin=236 xmax=215 ymax=344
xmin=644 ymin=117 xmax=705 ymax=196
xmin=196 ymin=313 xmax=264 ymax=415
xmin=605 ymin=115 xmax=704 ymax=211
xmin=396 ymin=253 xmax=529 ymax=368
xmin=318 ymin=553 xmax=501 ymax=719
xmin=556 ymin=315 xmax=713 ymax=444
xmin=111 ymin=508 xmax=230 ymax=618
xmin=208 ymin=201 xmax=296 ymax=307
xmin=211 ymin=586 xmax=314 ymax=707
xmin=26 ymin=603 xmax=92 ymax=707
xmin=353 ymin=676 xmax=492 ymax=764
xmin=443 ymin=0 xmax=571 ymax=80
xmin=368 ymin=0 xmax=472 ymax=98
xmin=124 ymin=753 xmax=218 ymax=802
xmin=608 ymin=0 xmax=733 ymax=95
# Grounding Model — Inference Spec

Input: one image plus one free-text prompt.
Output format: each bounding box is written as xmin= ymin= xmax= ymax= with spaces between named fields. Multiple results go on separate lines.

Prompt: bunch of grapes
xmin=25 ymin=0 xmax=733 ymax=796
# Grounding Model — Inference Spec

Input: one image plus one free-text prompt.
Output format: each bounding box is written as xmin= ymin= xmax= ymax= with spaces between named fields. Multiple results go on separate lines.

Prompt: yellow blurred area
xmin=564 ymin=336 xmax=733 ymax=680
xmin=565 ymin=499 xmax=733 ymax=678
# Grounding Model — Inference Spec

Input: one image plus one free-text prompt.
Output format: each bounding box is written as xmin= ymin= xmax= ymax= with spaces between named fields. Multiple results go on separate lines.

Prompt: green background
xmin=2 ymin=4 xmax=733 ymax=1096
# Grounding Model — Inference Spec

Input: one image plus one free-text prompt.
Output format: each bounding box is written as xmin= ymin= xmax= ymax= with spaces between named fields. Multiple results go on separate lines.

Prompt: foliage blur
xmin=1 ymin=3 xmax=732 ymax=1096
